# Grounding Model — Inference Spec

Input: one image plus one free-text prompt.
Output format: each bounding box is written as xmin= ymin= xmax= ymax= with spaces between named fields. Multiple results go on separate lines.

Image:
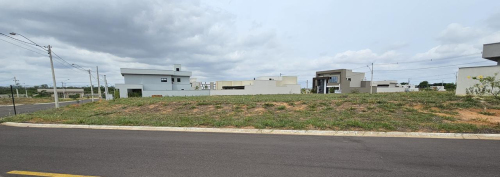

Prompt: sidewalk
xmin=3 ymin=122 xmax=500 ymax=140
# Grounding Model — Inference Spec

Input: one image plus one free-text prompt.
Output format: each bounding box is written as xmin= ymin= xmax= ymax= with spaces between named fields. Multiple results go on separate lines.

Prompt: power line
xmin=374 ymin=53 xmax=481 ymax=65
xmin=375 ymin=61 xmax=490 ymax=71
xmin=0 ymin=38 xmax=48 ymax=56
xmin=0 ymin=33 xmax=39 ymax=47
xmin=382 ymin=72 xmax=457 ymax=80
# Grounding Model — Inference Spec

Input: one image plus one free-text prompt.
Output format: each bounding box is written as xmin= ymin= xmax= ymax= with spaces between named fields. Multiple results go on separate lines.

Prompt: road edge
xmin=2 ymin=122 xmax=500 ymax=140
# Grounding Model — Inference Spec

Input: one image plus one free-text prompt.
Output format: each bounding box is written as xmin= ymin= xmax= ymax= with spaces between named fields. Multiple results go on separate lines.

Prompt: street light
xmin=61 ymin=79 xmax=70 ymax=99
xmin=10 ymin=32 xmax=59 ymax=108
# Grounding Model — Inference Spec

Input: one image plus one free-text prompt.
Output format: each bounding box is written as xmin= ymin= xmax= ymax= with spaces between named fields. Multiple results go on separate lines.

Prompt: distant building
xmin=37 ymin=89 xmax=84 ymax=98
xmin=430 ymin=86 xmax=446 ymax=92
xmin=212 ymin=76 xmax=301 ymax=95
xmin=312 ymin=69 xmax=411 ymax=93
xmin=115 ymin=65 xmax=300 ymax=98
xmin=456 ymin=42 xmax=500 ymax=95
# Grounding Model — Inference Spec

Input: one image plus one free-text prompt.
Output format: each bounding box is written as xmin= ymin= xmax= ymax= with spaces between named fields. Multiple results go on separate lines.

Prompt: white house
xmin=115 ymin=65 xmax=301 ymax=98
xmin=456 ymin=42 xmax=500 ymax=95
xmin=115 ymin=65 xmax=210 ymax=98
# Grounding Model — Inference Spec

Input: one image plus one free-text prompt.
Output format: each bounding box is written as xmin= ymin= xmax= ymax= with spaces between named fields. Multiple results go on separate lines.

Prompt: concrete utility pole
xmin=61 ymin=82 xmax=65 ymax=99
xmin=48 ymin=45 xmax=59 ymax=108
xmin=370 ymin=63 xmax=374 ymax=94
xmin=96 ymin=66 xmax=101 ymax=99
xmin=104 ymin=75 xmax=109 ymax=100
xmin=9 ymin=32 xmax=58 ymax=107
xmin=306 ymin=80 xmax=308 ymax=89
xmin=88 ymin=70 xmax=94 ymax=102
xmin=13 ymin=77 xmax=19 ymax=98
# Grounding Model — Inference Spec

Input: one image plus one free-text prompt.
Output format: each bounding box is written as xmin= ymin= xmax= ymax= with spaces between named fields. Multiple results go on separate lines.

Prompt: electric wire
xmin=0 ymin=38 xmax=48 ymax=56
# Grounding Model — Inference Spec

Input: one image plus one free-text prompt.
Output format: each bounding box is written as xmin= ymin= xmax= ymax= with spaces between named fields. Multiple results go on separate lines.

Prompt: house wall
xmin=142 ymin=90 xmax=210 ymax=97
xmin=483 ymin=43 xmax=500 ymax=62
xmin=124 ymin=75 xmax=173 ymax=91
xmin=376 ymin=87 xmax=405 ymax=93
xmin=123 ymin=75 xmax=192 ymax=91
xmin=172 ymin=76 xmax=192 ymax=91
xmin=210 ymin=80 xmax=300 ymax=95
xmin=346 ymin=71 xmax=364 ymax=87
xmin=115 ymin=84 xmax=143 ymax=98
xmin=456 ymin=65 xmax=500 ymax=95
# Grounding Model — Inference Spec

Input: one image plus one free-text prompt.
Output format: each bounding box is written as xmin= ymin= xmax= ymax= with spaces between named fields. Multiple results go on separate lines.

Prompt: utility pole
xmin=306 ymin=80 xmax=308 ymax=89
xmin=13 ymin=77 xmax=19 ymax=98
xmin=455 ymin=72 xmax=458 ymax=84
xmin=48 ymin=45 xmax=59 ymax=108
xmin=104 ymin=75 xmax=109 ymax=100
xmin=408 ymin=78 xmax=410 ymax=85
xmin=61 ymin=82 xmax=65 ymax=99
xmin=370 ymin=63 xmax=374 ymax=94
xmin=10 ymin=85 xmax=16 ymax=115
xmin=88 ymin=70 xmax=94 ymax=102
xmin=96 ymin=66 xmax=102 ymax=100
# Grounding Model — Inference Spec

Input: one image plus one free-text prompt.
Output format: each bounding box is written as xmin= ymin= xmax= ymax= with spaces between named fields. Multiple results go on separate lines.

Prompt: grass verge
xmin=2 ymin=92 xmax=500 ymax=133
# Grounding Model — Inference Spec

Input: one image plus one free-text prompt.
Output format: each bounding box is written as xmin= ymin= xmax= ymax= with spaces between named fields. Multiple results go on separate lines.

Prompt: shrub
xmin=263 ymin=103 xmax=275 ymax=108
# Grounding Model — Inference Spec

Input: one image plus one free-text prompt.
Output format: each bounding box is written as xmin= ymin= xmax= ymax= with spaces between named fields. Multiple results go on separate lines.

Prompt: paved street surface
xmin=0 ymin=126 xmax=499 ymax=177
xmin=0 ymin=99 xmax=94 ymax=118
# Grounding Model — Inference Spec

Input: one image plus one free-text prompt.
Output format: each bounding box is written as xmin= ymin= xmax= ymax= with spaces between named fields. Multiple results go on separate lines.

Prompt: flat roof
xmin=484 ymin=42 xmax=500 ymax=45
xmin=120 ymin=68 xmax=191 ymax=76
xmin=459 ymin=65 xmax=500 ymax=69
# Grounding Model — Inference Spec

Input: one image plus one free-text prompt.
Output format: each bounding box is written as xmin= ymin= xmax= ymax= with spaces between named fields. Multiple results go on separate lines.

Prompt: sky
xmin=1 ymin=0 xmax=500 ymax=88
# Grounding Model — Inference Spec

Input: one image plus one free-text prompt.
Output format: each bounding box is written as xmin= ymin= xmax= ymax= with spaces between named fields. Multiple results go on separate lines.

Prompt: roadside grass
xmin=2 ymin=92 xmax=500 ymax=133
xmin=0 ymin=97 xmax=75 ymax=105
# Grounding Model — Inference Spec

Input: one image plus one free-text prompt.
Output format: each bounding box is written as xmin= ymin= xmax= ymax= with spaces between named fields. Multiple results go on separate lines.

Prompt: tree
xmin=400 ymin=82 xmax=408 ymax=85
xmin=40 ymin=84 xmax=49 ymax=89
xmin=418 ymin=81 xmax=429 ymax=88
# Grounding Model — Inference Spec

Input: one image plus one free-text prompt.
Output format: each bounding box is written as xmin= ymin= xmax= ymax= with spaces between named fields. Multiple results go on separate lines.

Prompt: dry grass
xmin=3 ymin=92 xmax=500 ymax=133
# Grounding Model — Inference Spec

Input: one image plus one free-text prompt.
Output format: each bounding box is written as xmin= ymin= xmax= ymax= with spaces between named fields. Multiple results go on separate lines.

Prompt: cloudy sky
xmin=1 ymin=0 xmax=499 ymax=88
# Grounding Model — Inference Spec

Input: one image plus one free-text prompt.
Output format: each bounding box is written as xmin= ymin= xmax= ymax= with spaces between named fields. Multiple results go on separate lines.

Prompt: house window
xmin=177 ymin=78 xmax=181 ymax=82
xmin=161 ymin=78 xmax=168 ymax=82
xmin=347 ymin=78 xmax=352 ymax=81
xmin=176 ymin=68 xmax=180 ymax=71
xmin=171 ymin=78 xmax=174 ymax=82
xmin=329 ymin=76 xmax=339 ymax=83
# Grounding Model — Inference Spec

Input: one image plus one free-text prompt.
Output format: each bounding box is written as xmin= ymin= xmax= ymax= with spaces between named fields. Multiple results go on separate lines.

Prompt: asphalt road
xmin=0 ymin=99 xmax=94 ymax=118
xmin=0 ymin=126 xmax=499 ymax=177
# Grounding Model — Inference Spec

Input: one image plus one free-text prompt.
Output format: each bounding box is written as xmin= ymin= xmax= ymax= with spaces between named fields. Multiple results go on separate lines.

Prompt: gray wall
xmin=483 ymin=43 xmax=500 ymax=61
xmin=124 ymin=74 xmax=173 ymax=91
xmin=142 ymin=90 xmax=210 ymax=97
xmin=171 ymin=76 xmax=192 ymax=91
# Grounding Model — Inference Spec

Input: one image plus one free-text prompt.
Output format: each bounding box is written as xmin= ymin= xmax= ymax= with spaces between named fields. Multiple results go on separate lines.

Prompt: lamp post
xmin=10 ymin=32 xmax=59 ymax=108
xmin=61 ymin=79 xmax=70 ymax=99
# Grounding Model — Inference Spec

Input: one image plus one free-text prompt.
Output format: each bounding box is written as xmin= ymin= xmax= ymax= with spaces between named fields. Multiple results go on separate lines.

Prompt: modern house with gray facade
xmin=312 ymin=69 xmax=410 ymax=94
xmin=456 ymin=42 xmax=500 ymax=95
xmin=313 ymin=69 xmax=374 ymax=94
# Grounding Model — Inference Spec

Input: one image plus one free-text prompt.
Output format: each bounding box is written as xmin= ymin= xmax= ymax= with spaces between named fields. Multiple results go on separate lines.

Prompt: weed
xmin=263 ymin=103 xmax=275 ymax=108
xmin=479 ymin=111 xmax=496 ymax=116
xmin=277 ymin=105 xmax=286 ymax=110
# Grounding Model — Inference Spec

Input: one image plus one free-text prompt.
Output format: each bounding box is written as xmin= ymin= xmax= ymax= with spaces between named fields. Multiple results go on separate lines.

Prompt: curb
xmin=2 ymin=122 xmax=500 ymax=140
